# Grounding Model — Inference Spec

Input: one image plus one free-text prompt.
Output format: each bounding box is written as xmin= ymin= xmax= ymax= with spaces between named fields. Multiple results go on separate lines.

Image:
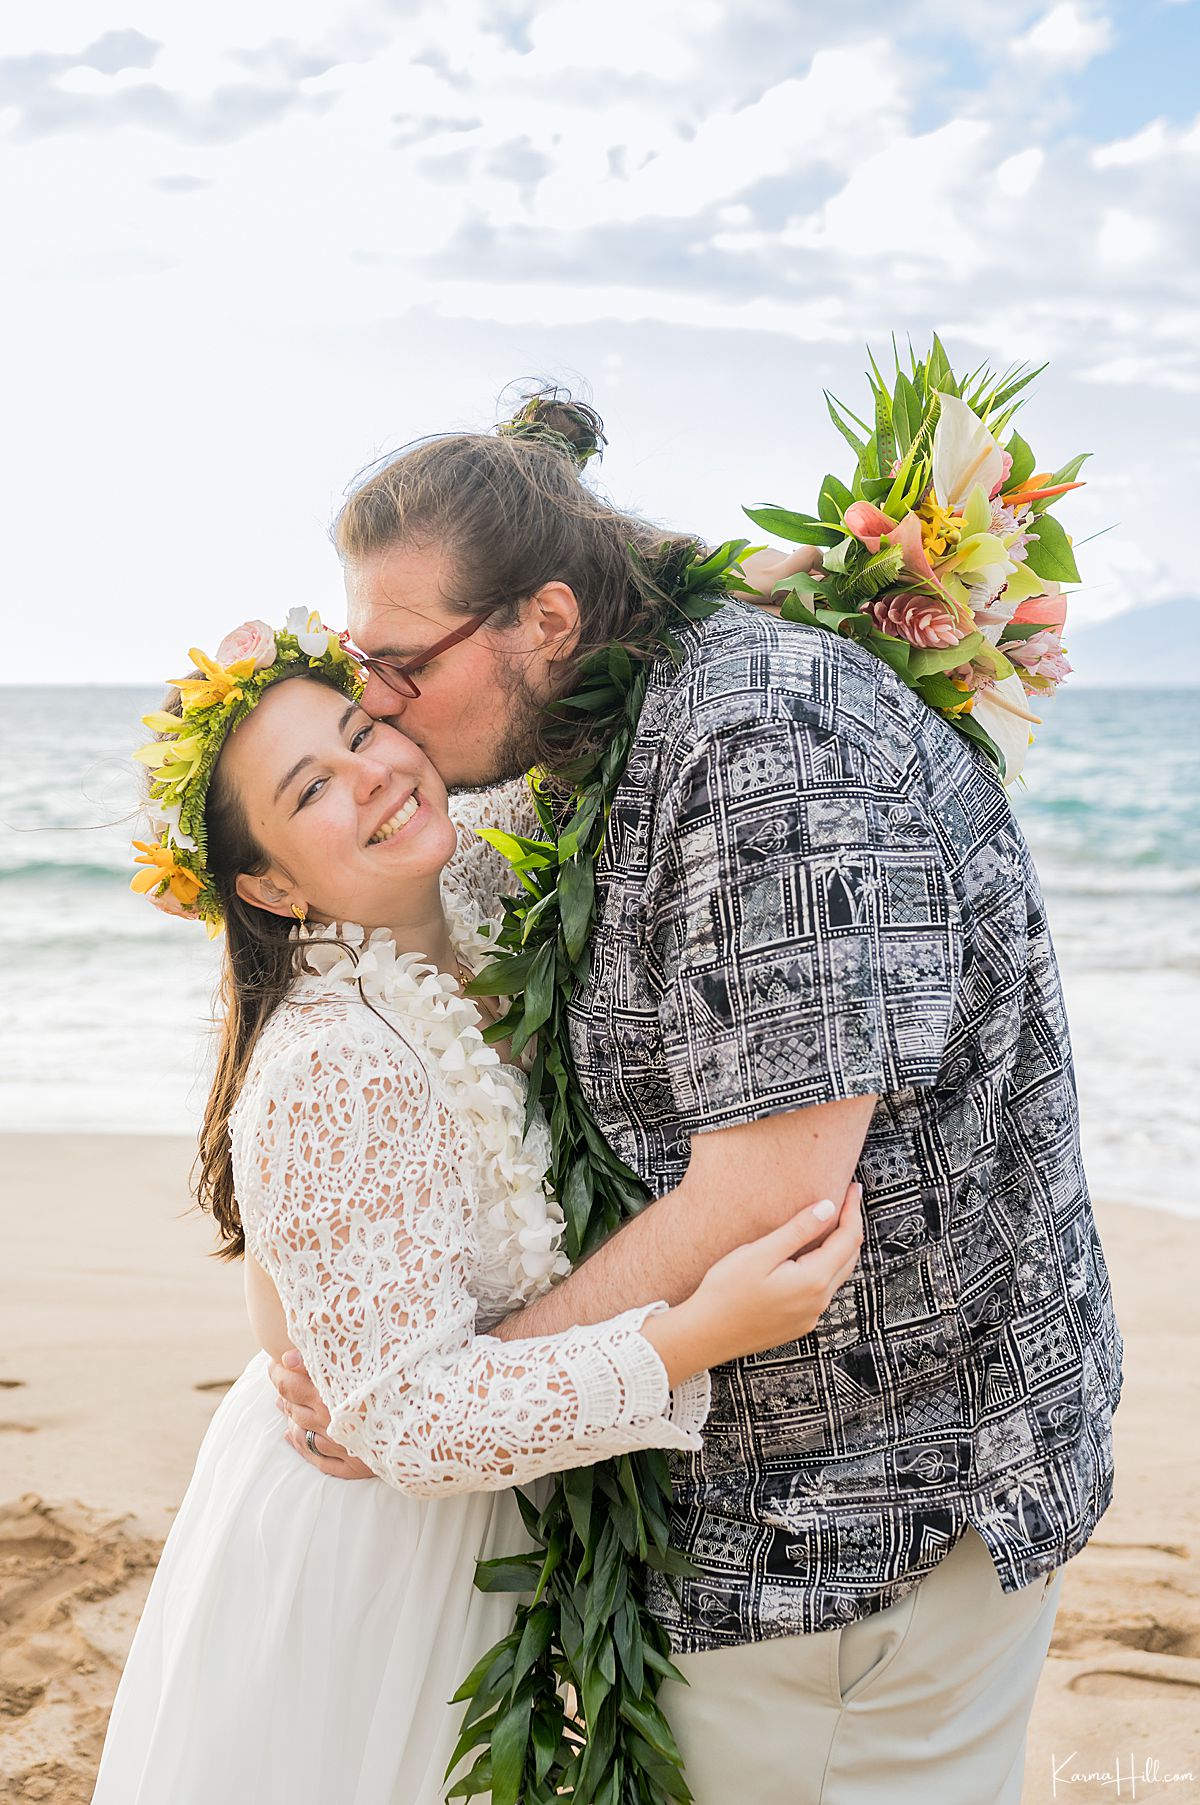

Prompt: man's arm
xmin=492 ymin=1092 xmax=875 ymax=1340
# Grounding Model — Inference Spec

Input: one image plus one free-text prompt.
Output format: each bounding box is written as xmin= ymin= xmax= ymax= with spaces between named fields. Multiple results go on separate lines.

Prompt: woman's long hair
xmin=155 ymin=667 xmax=346 ymax=1259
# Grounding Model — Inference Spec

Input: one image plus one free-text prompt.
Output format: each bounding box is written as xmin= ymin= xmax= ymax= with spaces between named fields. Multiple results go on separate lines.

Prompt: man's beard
xmin=449 ymin=659 xmax=545 ymax=794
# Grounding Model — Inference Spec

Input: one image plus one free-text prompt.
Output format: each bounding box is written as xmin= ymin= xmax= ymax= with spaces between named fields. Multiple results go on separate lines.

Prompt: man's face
xmin=344 ymin=540 xmax=557 ymax=790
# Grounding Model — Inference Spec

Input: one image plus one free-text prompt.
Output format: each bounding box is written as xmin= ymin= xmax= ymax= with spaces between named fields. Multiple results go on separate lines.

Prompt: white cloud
xmin=996 ymin=147 xmax=1044 ymax=197
xmin=1011 ymin=3 xmax=1114 ymax=68
xmin=0 ymin=0 xmax=1197 ymax=681
xmin=1096 ymin=207 xmax=1160 ymax=265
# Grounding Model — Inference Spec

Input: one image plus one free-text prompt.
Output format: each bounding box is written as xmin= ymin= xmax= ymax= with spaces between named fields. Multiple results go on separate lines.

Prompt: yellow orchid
xmin=170 ymin=648 xmax=258 ymax=713
xmin=130 ymin=839 xmax=205 ymax=908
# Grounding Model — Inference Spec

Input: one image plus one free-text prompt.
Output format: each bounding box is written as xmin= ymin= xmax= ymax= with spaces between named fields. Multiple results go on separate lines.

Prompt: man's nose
xmin=362 ymin=673 xmax=407 ymax=721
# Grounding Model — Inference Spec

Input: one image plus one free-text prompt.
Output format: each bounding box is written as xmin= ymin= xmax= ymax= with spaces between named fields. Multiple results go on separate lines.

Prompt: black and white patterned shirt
xmin=568 ymin=600 xmax=1123 ymax=1652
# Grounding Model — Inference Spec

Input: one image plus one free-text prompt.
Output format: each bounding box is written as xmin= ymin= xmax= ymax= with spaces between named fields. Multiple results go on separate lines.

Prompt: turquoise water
xmin=1 ymin=684 xmax=1197 ymax=1214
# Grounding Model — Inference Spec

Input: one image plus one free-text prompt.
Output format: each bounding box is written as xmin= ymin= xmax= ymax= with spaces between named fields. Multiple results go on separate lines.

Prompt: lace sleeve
xmin=235 ymin=1010 xmax=708 ymax=1496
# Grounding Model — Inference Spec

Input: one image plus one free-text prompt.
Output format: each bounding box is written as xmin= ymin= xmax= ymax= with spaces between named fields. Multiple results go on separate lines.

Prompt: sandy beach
xmin=1 ymin=1134 xmax=1197 ymax=1805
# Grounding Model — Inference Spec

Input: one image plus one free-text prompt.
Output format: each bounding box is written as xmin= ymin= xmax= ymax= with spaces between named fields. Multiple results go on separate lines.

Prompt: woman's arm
xmin=239 ymin=1017 xmax=711 ymax=1498
xmin=248 ymin=1018 xmax=862 ymax=1493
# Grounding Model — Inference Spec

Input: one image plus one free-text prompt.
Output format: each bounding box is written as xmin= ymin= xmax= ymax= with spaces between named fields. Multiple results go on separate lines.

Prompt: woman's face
xmin=220 ymin=676 xmax=458 ymax=930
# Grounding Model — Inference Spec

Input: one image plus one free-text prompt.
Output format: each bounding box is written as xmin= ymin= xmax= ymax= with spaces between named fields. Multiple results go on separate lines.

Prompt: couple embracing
xmin=98 ymin=395 xmax=1123 ymax=1805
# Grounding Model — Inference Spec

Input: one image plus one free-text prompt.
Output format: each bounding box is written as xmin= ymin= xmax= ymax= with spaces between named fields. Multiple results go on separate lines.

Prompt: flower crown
xmin=131 ymin=609 xmax=363 ymax=932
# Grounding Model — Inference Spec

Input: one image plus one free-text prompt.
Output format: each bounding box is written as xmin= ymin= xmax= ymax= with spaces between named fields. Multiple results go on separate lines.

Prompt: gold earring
xmin=291 ymin=903 xmax=307 ymax=923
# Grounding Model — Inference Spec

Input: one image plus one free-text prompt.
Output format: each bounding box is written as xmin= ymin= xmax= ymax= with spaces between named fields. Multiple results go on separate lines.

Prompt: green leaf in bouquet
xmin=824 ymin=390 xmax=871 ymax=462
xmin=1023 ymin=512 xmax=1080 ymax=582
xmin=1028 ymin=451 xmax=1091 ymax=512
xmin=873 ymin=379 xmax=896 ymax=477
xmin=908 ymin=630 xmax=983 ymax=678
xmin=867 ymin=630 xmax=913 ymax=679
xmin=927 ymin=333 xmax=956 ymax=395
xmin=998 ymin=619 xmax=1053 ymax=643
xmin=917 ymin=671 xmax=972 ymax=710
xmin=859 ymin=476 xmax=893 ymax=504
xmin=817 ymin=473 xmax=852 ymax=524
xmin=1004 ymin=429 xmax=1037 ymax=491
xmin=779 ymin=594 xmax=821 ymax=630
xmin=891 ymin=369 xmax=923 ymax=456
xmin=742 ymin=504 xmax=843 ymax=547
xmin=989 ymin=362 xmax=1047 ymax=416
xmin=831 ymin=542 xmax=905 ymax=606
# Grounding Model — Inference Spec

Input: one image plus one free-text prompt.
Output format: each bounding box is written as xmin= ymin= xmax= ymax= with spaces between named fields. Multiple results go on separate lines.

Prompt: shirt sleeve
xmin=235 ymin=1013 xmax=709 ymax=1496
xmin=643 ymin=711 xmax=963 ymax=1134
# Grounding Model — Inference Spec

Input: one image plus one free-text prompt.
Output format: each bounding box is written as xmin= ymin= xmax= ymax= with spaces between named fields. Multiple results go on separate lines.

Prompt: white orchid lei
xmin=746 ymin=336 xmax=1086 ymax=783
xmin=130 ymin=609 xmax=362 ymax=931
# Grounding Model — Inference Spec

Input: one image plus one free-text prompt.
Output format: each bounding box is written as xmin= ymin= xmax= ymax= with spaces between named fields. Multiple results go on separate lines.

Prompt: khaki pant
xmin=662 ymin=1529 xmax=1062 ymax=1805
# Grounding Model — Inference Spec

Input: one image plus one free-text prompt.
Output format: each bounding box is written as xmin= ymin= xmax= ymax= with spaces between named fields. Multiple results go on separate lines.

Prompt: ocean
xmin=2 ymin=684 xmax=1197 ymax=1216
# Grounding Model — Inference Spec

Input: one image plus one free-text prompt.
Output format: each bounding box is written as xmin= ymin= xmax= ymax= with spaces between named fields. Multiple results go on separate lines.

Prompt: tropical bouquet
xmin=745 ymin=336 xmax=1085 ymax=782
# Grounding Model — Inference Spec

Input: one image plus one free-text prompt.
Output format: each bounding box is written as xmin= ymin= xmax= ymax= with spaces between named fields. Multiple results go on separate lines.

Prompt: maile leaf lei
xmin=450 ymin=540 xmax=747 ymax=1805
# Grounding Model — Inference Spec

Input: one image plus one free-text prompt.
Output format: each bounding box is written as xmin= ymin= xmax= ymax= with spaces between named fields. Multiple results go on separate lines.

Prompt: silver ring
xmin=305 ymin=1428 xmax=321 ymax=1456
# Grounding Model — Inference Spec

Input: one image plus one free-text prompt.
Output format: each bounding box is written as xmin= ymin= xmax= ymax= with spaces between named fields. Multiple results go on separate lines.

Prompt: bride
xmin=94 ymin=616 xmax=863 ymax=1803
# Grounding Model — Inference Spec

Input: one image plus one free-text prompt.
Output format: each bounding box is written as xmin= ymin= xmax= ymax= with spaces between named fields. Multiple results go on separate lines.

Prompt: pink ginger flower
xmin=865 ymin=588 xmax=963 ymax=649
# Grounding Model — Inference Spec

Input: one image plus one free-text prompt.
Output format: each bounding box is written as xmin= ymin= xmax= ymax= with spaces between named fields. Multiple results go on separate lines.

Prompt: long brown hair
xmin=156 ymin=666 xmax=349 ymax=1258
xmin=334 ymin=390 xmax=705 ymax=773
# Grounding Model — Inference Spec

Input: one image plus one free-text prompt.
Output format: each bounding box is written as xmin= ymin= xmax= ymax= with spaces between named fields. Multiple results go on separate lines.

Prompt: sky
xmin=3 ymin=0 xmax=1198 ymax=685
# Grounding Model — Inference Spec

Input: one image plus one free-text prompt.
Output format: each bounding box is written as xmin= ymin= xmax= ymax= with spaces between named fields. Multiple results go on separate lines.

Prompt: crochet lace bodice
xmin=229 ymin=780 xmax=709 ymax=1497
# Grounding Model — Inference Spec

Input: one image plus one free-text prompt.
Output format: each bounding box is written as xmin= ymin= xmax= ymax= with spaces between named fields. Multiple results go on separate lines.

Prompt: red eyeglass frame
xmin=339 ymin=607 xmax=502 ymax=700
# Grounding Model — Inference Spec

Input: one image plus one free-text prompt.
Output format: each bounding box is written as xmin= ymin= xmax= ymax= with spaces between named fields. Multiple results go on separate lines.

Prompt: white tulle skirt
xmin=92 ymin=1352 xmax=525 ymax=1804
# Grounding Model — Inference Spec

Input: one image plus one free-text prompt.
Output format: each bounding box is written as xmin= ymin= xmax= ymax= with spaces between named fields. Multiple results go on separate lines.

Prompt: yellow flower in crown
xmin=170 ymin=649 xmax=259 ymax=714
xmin=130 ymin=614 xmax=363 ymax=930
xmin=131 ymin=837 xmax=206 ymax=908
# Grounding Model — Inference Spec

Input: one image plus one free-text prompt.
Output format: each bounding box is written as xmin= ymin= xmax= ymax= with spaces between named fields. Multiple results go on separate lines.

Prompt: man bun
xmin=496 ymin=385 xmax=606 ymax=470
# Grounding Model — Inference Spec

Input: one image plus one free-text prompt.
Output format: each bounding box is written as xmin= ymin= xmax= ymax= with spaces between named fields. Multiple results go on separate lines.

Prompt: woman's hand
xmin=643 ymin=1184 xmax=863 ymax=1382
xmin=738 ymin=544 xmax=825 ymax=614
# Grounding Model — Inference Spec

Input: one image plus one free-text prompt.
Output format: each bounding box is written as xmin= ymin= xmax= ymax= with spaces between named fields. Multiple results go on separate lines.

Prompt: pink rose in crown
xmin=864 ymin=589 xmax=963 ymax=649
xmin=216 ymin=620 xmax=277 ymax=670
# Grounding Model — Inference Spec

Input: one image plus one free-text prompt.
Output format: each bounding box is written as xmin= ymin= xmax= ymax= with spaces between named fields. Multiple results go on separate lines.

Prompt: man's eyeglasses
xmin=339 ymin=607 xmax=501 ymax=701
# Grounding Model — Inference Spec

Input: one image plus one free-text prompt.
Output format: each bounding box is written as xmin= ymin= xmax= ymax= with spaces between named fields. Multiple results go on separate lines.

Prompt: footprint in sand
xmin=1071 ymin=1663 xmax=1200 ymax=1699
xmin=0 ymin=1495 xmax=161 ymax=1799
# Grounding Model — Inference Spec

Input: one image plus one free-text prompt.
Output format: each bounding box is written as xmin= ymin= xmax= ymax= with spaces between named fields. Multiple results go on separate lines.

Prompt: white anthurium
xmin=932 ymin=393 xmax=1006 ymax=511
xmin=972 ymin=672 xmax=1042 ymax=786
xmin=286 ymin=606 xmax=332 ymax=657
xmin=157 ymin=801 xmax=197 ymax=851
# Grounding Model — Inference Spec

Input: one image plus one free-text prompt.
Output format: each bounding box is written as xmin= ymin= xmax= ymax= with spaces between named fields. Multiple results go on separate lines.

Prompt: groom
xmin=272 ymin=414 xmax=1123 ymax=1804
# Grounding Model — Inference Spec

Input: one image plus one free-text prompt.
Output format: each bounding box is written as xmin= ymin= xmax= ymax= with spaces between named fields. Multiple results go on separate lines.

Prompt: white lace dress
xmin=92 ymin=785 xmax=708 ymax=1805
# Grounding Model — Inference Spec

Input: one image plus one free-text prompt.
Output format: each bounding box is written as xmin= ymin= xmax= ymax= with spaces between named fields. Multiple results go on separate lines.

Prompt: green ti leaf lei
xmin=450 ymin=539 xmax=747 ymax=1805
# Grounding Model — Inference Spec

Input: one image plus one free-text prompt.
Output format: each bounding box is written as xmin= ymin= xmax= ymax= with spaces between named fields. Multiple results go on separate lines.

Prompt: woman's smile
xmin=366 ymin=788 xmax=423 ymax=847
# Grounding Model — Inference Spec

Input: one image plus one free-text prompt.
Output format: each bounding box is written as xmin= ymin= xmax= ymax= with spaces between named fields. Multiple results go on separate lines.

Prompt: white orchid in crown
xmin=286 ymin=606 xmax=334 ymax=658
